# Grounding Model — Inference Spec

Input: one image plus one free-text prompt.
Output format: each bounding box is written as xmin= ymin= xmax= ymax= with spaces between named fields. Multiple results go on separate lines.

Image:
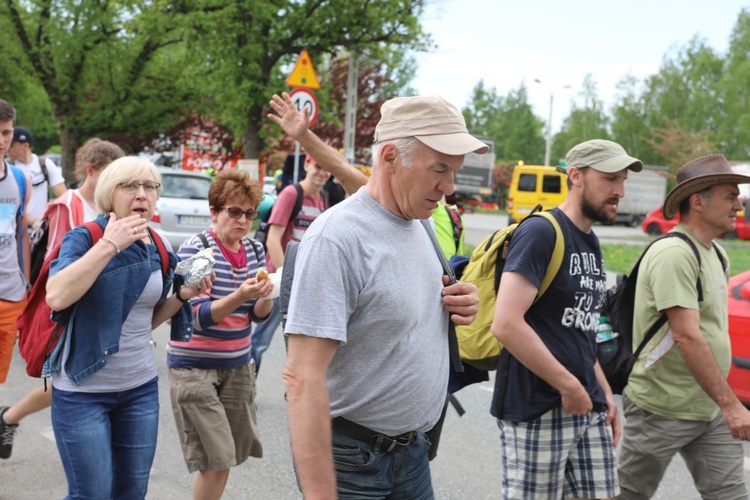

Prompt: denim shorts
xmin=169 ymin=362 xmax=262 ymax=472
xmin=327 ymin=431 xmax=434 ymax=499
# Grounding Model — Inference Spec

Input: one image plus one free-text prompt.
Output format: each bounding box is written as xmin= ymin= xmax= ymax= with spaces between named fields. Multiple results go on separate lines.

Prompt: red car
xmin=641 ymin=205 xmax=750 ymax=240
xmin=728 ymin=271 xmax=750 ymax=404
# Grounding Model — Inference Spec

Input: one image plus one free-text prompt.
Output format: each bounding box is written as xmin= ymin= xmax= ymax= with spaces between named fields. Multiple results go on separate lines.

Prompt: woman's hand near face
xmin=103 ymin=213 xmax=151 ymax=251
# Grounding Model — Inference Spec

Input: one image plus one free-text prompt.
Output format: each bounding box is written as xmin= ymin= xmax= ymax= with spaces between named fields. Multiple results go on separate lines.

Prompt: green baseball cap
xmin=565 ymin=139 xmax=643 ymax=173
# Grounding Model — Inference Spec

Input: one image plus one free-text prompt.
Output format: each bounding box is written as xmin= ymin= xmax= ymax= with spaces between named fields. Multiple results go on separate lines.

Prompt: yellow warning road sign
xmin=285 ymin=49 xmax=321 ymax=90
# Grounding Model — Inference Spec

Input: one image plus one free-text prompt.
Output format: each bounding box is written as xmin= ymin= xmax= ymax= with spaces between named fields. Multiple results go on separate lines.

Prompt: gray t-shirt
xmin=53 ymin=269 xmax=161 ymax=392
xmin=285 ymin=188 xmax=449 ymax=435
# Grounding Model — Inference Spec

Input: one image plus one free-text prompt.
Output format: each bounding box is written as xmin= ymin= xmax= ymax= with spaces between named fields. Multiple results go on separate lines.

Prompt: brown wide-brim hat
xmin=662 ymin=154 xmax=750 ymax=219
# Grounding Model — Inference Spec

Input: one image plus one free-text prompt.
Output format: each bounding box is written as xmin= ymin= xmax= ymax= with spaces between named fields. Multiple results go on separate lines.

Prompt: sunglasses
xmin=117 ymin=181 xmax=161 ymax=194
xmin=221 ymin=206 xmax=259 ymax=220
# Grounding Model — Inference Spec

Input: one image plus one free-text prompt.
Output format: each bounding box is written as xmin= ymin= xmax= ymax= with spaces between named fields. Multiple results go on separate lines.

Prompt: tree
xmin=462 ymin=80 xmax=545 ymax=164
xmin=305 ymin=51 xmax=414 ymax=155
xmin=0 ymin=0 xmax=193 ymax=178
xmin=551 ymin=75 xmax=610 ymax=162
xmin=640 ymin=37 xmax=724 ymax=143
xmin=183 ymin=0 xmax=431 ymax=160
xmin=610 ymin=74 xmax=657 ymax=164
xmin=718 ymin=8 xmax=750 ymax=159
xmin=642 ymin=119 xmax=716 ymax=174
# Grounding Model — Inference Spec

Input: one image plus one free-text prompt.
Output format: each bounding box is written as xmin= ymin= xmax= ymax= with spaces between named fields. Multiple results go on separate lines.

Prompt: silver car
xmin=150 ymin=169 xmax=213 ymax=250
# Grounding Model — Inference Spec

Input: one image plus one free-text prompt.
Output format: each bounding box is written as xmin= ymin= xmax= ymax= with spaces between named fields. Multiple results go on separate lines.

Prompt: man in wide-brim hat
xmin=618 ymin=153 xmax=750 ymax=499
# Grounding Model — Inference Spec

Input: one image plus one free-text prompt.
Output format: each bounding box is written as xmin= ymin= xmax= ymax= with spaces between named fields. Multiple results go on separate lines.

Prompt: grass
xmin=465 ymin=239 xmax=750 ymax=277
xmin=602 ymin=240 xmax=750 ymax=277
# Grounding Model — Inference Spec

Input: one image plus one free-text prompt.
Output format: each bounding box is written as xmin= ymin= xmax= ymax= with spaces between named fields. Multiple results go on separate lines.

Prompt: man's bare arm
xmin=284 ymin=334 xmax=339 ymax=499
xmin=492 ymin=271 xmax=593 ymax=415
xmin=668 ymin=306 xmax=750 ymax=440
xmin=268 ymin=92 xmax=368 ymax=195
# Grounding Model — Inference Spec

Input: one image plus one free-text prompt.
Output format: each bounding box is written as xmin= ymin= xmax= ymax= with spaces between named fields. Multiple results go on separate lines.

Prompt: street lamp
xmin=534 ymin=79 xmax=571 ymax=167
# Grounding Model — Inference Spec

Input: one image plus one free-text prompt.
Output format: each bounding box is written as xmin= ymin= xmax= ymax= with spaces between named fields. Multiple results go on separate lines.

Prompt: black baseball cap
xmin=12 ymin=126 xmax=33 ymax=145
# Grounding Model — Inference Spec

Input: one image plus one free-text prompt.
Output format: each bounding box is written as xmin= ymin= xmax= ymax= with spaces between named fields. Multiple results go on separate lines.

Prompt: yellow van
xmin=506 ymin=165 xmax=567 ymax=222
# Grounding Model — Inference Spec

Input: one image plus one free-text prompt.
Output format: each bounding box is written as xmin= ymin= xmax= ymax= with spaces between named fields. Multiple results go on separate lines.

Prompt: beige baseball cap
xmin=373 ymin=96 xmax=489 ymax=155
xmin=565 ymin=139 xmax=643 ymax=173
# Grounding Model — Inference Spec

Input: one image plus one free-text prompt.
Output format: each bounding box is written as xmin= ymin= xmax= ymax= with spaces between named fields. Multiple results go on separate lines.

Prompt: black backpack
xmin=600 ymin=232 xmax=726 ymax=394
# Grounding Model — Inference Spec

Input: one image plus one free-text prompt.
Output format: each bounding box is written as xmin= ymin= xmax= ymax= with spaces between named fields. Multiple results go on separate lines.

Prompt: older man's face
xmin=390 ymin=142 xmax=464 ymax=220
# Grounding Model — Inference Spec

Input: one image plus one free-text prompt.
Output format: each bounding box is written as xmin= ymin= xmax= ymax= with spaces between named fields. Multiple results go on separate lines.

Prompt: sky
xmin=411 ymin=0 xmax=750 ymax=134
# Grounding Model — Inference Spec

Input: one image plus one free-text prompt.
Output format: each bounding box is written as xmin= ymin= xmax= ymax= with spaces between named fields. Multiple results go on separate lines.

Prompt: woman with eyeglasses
xmin=44 ymin=156 xmax=210 ymax=499
xmin=167 ymin=168 xmax=273 ymax=499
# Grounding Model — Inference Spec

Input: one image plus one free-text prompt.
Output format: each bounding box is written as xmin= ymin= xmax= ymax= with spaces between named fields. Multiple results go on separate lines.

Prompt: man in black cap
xmin=618 ymin=154 xmax=750 ymax=499
xmin=7 ymin=126 xmax=66 ymax=229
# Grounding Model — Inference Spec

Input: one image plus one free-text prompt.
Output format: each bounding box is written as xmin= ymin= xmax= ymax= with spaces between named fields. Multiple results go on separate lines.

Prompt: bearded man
xmin=490 ymin=140 xmax=643 ymax=499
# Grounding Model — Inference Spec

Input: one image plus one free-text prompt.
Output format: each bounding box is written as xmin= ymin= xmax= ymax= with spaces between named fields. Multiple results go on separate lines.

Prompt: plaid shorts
xmin=498 ymin=407 xmax=618 ymax=499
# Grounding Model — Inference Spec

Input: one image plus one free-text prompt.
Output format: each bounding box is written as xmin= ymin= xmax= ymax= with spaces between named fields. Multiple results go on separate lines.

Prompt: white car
xmin=263 ymin=176 xmax=276 ymax=196
xmin=150 ymin=169 xmax=213 ymax=250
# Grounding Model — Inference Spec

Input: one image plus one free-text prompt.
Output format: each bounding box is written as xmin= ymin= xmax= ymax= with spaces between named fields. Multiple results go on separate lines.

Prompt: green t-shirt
xmin=432 ymin=204 xmax=464 ymax=259
xmin=625 ymin=224 xmax=730 ymax=421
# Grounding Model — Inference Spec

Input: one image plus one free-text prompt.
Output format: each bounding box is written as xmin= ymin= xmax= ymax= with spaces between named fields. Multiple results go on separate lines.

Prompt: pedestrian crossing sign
xmin=286 ymin=50 xmax=321 ymax=90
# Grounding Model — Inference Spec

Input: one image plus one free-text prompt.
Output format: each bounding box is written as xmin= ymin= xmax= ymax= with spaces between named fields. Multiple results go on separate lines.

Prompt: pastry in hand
xmin=256 ymin=268 xmax=269 ymax=281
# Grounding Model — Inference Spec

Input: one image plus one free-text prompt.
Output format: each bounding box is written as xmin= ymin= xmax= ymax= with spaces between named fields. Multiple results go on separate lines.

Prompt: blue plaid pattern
xmin=498 ymin=407 xmax=618 ymax=499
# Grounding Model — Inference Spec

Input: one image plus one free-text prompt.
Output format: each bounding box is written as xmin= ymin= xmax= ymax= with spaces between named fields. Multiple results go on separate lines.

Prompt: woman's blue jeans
xmin=51 ymin=377 xmax=159 ymax=500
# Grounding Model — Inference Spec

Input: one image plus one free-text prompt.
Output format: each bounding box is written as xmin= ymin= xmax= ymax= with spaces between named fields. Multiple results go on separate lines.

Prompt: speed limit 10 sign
xmin=289 ymin=88 xmax=319 ymax=126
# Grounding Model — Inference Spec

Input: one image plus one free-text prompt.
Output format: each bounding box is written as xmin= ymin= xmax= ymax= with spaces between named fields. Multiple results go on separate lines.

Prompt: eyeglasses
xmin=222 ymin=206 xmax=259 ymax=220
xmin=117 ymin=181 xmax=161 ymax=195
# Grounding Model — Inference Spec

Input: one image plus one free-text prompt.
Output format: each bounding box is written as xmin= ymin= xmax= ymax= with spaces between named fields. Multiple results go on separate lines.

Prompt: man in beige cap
xmin=282 ymin=96 xmax=481 ymax=499
xmin=617 ymin=154 xmax=750 ymax=499
xmin=491 ymin=139 xmax=642 ymax=499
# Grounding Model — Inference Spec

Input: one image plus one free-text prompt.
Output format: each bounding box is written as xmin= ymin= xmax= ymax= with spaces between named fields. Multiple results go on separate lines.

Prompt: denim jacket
xmin=43 ymin=215 xmax=193 ymax=384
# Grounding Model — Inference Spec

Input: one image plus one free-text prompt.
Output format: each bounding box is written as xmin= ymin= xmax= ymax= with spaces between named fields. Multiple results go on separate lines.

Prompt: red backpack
xmin=17 ymin=222 xmax=169 ymax=378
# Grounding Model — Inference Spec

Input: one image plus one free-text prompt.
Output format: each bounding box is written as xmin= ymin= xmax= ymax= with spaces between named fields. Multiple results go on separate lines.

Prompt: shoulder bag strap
xmin=420 ymin=219 xmax=463 ymax=373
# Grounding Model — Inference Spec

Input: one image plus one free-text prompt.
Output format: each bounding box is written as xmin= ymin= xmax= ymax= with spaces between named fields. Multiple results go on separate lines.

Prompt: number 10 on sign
xmin=289 ymin=88 xmax=319 ymax=126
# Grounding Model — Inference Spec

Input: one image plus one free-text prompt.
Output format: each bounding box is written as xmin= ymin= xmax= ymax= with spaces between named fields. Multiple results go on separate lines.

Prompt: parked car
xmin=263 ymin=176 xmax=276 ymax=196
xmin=642 ymin=205 xmax=750 ymax=240
xmin=150 ymin=169 xmax=213 ymax=250
xmin=728 ymin=270 xmax=750 ymax=404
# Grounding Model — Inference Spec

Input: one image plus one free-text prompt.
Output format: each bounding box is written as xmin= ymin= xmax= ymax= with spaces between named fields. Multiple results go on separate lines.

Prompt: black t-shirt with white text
xmin=491 ymin=208 xmax=608 ymax=421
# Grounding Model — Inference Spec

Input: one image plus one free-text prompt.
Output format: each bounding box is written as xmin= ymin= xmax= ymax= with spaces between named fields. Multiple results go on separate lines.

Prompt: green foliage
xmin=183 ymin=0 xmax=431 ymax=158
xmin=551 ymin=75 xmax=610 ymax=162
xmin=462 ymin=80 xmax=545 ymax=164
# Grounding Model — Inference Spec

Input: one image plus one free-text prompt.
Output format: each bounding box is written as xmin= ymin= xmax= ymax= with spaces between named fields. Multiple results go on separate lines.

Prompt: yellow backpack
xmin=456 ymin=209 xmax=565 ymax=370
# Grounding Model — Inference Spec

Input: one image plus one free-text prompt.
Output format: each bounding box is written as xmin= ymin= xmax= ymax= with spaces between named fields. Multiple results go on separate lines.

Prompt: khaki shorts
xmin=618 ymin=395 xmax=747 ymax=499
xmin=169 ymin=362 xmax=262 ymax=473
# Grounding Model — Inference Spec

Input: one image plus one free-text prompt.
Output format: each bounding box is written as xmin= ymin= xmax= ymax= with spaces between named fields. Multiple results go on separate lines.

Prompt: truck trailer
xmin=614 ymin=166 xmax=669 ymax=227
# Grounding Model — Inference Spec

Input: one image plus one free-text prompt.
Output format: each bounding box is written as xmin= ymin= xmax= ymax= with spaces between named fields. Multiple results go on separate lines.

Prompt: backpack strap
xmin=147 ymin=228 xmax=170 ymax=279
xmin=197 ymin=231 xmax=260 ymax=268
xmin=631 ymin=231 xmax=705 ymax=360
xmin=420 ymin=219 xmax=463 ymax=373
xmin=529 ymin=211 xmax=565 ymax=303
xmin=290 ymin=183 xmax=305 ymax=222
xmin=38 ymin=156 xmax=50 ymax=187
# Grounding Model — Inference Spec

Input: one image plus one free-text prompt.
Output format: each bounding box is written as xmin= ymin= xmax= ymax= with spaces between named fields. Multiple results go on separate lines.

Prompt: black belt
xmin=331 ymin=417 xmax=417 ymax=454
